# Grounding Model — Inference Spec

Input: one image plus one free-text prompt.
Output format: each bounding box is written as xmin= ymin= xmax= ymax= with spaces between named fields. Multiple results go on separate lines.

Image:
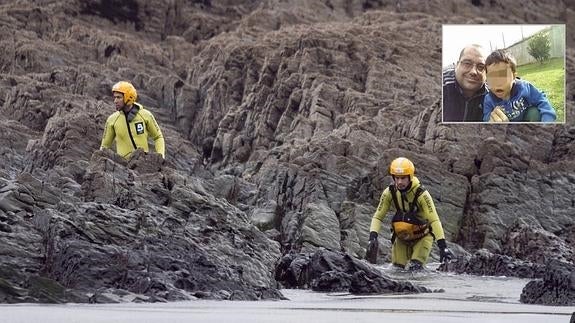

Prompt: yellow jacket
xmin=369 ymin=176 xmax=445 ymax=240
xmin=100 ymin=103 xmax=165 ymax=159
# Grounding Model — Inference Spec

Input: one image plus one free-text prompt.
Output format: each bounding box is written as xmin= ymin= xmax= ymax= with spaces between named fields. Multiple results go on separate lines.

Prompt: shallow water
xmin=1 ymin=263 xmax=573 ymax=323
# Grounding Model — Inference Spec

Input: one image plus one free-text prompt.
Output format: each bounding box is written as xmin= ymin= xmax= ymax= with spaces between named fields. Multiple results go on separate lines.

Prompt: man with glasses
xmin=442 ymin=44 xmax=490 ymax=122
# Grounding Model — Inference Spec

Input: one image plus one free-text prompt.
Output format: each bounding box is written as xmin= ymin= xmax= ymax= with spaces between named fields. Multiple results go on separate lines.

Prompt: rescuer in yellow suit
xmin=100 ymin=81 xmax=165 ymax=159
xmin=366 ymin=157 xmax=454 ymax=271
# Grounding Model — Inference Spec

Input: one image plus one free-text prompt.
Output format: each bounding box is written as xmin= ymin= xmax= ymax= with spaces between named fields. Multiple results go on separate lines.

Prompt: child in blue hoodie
xmin=482 ymin=49 xmax=556 ymax=122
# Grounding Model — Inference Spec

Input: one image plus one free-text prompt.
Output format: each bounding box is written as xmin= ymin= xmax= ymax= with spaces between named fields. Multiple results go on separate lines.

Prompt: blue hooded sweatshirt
xmin=482 ymin=79 xmax=556 ymax=122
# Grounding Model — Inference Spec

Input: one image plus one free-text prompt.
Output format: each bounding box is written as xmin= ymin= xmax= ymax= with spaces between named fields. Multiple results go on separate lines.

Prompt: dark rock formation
xmin=0 ymin=150 xmax=282 ymax=302
xmin=0 ymin=0 xmax=573 ymax=305
xmin=520 ymin=260 xmax=575 ymax=306
xmin=502 ymin=221 xmax=574 ymax=265
xmin=275 ymin=249 xmax=432 ymax=294
xmin=440 ymin=249 xmax=544 ymax=279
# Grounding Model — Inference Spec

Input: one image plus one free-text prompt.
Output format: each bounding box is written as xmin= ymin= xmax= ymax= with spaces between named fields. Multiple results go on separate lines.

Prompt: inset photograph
xmin=442 ymin=24 xmax=565 ymax=123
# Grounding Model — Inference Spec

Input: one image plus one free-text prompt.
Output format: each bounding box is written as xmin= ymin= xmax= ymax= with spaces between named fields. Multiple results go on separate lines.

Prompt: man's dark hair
xmin=485 ymin=49 xmax=517 ymax=73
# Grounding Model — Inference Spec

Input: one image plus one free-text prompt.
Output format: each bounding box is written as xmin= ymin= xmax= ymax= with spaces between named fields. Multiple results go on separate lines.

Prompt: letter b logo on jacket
xmin=135 ymin=122 xmax=144 ymax=134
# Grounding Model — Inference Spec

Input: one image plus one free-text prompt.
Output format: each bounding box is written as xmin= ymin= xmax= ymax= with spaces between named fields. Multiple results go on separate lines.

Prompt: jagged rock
xmin=442 ymin=249 xmax=544 ymax=279
xmin=0 ymin=151 xmax=282 ymax=303
xmin=27 ymin=276 xmax=88 ymax=304
xmin=502 ymin=221 xmax=574 ymax=265
xmin=275 ymin=249 xmax=432 ymax=294
xmin=350 ymin=270 xmax=430 ymax=295
xmin=459 ymin=163 xmax=575 ymax=254
xmin=520 ymin=260 xmax=575 ymax=306
xmin=0 ymin=0 xmax=573 ymax=305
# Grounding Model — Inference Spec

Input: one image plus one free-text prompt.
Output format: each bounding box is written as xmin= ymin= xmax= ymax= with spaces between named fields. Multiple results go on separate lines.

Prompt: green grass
xmin=516 ymin=57 xmax=565 ymax=122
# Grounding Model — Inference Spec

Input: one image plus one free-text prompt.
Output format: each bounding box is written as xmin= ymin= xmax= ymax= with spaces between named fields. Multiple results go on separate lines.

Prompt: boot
xmin=406 ymin=259 xmax=424 ymax=271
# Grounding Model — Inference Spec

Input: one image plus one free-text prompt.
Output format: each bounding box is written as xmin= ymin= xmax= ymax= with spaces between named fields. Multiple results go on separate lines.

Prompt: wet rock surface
xmin=520 ymin=260 xmax=575 ymax=306
xmin=441 ymin=249 xmax=545 ymax=279
xmin=0 ymin=150 xmax=283 ymax=302
xmin=275 ymin=249 xmax=432 ymax=294
xmin=0 ymin=0 xmax=573 ymax=305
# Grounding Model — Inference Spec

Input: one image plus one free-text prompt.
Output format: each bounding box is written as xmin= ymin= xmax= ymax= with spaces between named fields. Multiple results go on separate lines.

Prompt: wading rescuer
xmin=366 ymin=157 xmax=454 ymax=271
xmin=100 ymin=81 xmax=165 ymax=159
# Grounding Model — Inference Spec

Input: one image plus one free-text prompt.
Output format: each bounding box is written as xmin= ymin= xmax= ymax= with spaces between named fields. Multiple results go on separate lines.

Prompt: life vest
xmin=389 ymin=184 xmax=430 ymax=241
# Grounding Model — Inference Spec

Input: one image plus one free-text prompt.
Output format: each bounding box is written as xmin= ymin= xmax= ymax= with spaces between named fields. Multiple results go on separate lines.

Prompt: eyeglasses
xmin=458 ymin=60 xmax=486 ymax=73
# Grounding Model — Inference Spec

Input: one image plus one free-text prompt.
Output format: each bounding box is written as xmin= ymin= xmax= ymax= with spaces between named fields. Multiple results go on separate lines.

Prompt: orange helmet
xmin=112 ymin=81 xmax=137 ymax=105
xmin=389 ymin=157 xmax=415 ymax=178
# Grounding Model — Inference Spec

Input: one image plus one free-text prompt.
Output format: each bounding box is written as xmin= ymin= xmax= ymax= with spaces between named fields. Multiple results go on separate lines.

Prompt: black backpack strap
xmin=124 ymin=111 xmax=138 ymax=150
xmin=391 ymin=184 xmax=425 ymax=213
xmin=390 ymin=185 xmax=430 ymax=242
xmin=409 ymin=186 xmax=425 ymax=212
xmin=388 ymin=184 xmax=398 ymax=243
xmin=389 ymin=184 xmax=401 ymax=212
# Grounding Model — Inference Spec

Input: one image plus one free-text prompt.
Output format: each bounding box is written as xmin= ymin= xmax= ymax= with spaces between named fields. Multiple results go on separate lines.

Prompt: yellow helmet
xmin=112 ymin=81 xmax=137 ymax=105
xmin=389 ymin=157 xmax=415 ymax=177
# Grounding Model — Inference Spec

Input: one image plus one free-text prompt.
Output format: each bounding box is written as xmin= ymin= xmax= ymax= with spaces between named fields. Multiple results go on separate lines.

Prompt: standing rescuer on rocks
xmin=100 ymin=81 xmax=165 ymax=159
xmin=366 ymin=157 xmax=453 ymax=270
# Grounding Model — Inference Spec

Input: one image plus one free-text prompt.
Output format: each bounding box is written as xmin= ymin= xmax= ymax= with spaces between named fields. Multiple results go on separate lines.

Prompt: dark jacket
xmin=442 ymin=68 xmax=487 ymax=122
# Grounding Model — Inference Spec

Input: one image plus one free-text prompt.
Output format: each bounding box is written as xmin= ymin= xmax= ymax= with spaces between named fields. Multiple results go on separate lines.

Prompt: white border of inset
xmin=441 ymin=24 xmax=566 ymax=124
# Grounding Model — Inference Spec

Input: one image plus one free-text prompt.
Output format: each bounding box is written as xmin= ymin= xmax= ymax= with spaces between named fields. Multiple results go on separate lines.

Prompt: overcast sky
xmin=442 ymin=24 xmax=552 ymax=68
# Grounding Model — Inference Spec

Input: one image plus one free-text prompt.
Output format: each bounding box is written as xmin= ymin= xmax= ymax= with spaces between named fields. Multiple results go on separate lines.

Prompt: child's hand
xmin=489 ymin=106 xmax=509 ymax=122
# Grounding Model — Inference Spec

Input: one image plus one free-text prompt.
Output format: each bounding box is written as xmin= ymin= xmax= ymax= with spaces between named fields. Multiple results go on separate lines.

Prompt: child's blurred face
xmin=486 ymin=62 xmax=515 ymax=100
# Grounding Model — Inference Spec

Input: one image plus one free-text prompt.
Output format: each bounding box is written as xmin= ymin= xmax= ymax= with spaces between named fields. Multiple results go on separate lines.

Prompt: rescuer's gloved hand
xmin=437 ymin=239 xmax=454 ymax=263
xmin=366 ymin=231 xmax=379 ymax=264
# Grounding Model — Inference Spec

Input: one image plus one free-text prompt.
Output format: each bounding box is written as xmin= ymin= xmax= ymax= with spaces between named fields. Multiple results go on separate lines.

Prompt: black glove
xmin=366 ymin=231 xmax=379 ymax=264
xmin=437 ymin=239 xmax=454 ymax=263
